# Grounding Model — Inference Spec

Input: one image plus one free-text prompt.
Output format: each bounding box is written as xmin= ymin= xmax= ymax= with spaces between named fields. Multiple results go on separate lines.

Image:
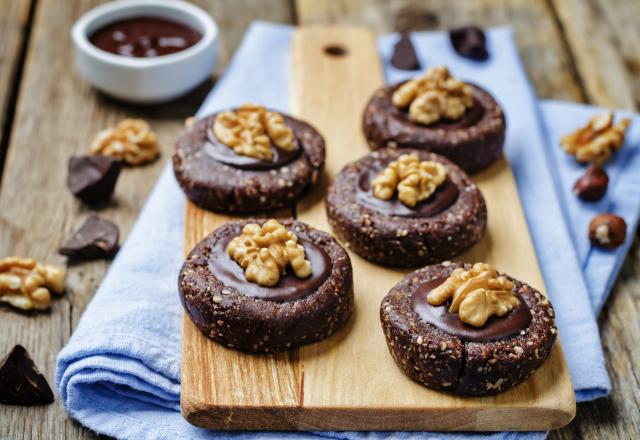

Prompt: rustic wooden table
xmin=0 ymin=1 xmax=638 ymax=438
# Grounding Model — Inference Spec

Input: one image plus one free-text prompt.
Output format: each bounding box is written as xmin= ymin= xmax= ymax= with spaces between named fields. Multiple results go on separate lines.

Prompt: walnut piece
xmin=391 ymin=67 xmax=473 ymax=125
xmin=427 ymin=263 xmax=518 ymax=327
xmin=560 ymin=112 xmax=630 ymax=164
xmin=91 ymin=118 xmax=160 ymax=165
xmin=213 ymin=104 xmax=295 ymax=161
xmin=227 ymin=220 xmax=312 ymax=287
xmin=371 ymin=153 xmax=446 ymax=207
xmin=0 ymin=257 xmax=66 ymax=311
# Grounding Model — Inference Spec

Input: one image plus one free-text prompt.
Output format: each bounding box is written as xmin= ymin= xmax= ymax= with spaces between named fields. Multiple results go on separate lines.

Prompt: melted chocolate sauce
xmin=411 ymin=277 xmax=532 ymax=342
xmin=204 ymin=127 xmax=301 ymax=170
xmin=90 ymin=17 xmax=201 ymax=58
xmin=209 ymin=234 xmax=332 ymax=301
xmin=357 ymin=169 xmax=459 ymax=218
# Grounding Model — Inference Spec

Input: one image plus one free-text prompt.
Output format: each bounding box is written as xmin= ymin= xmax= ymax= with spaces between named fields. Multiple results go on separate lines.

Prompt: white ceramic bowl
xmin=71 ymin=0 xmax=218 ymax=103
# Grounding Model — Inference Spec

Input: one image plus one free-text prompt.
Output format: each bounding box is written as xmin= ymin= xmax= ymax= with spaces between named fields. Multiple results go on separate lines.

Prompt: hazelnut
xmin=573 ymin=165 xmax=608 ymax=201
xmin=589 ymin=213 xmax=627 ymax=249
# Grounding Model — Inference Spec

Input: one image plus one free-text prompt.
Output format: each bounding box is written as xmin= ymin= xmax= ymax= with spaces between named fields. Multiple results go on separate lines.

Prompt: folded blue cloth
xmin=57 ymin=21 xmax=640 ymax=440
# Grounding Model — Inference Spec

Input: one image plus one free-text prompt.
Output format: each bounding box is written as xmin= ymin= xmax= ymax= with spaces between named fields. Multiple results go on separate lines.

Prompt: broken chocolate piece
xmin=0 ymin=345 xmax=54 ymax=405
xmin=59 ymin=214 xmax=120 ymax=260
xmin=391 ymin=33 xmax=421 ymax=70
xmin=67 ymin=155 xmax=121 ymax=204
xmin=449 ymin=26 xmax=489 ymax=61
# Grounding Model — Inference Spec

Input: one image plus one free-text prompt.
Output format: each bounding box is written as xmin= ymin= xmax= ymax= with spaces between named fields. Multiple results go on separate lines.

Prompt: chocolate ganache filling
xmin=209 ymin=232 xmax=332 ymax=301
xmin=357 ymin=168 xmax=459 ymax=217
xmin=411 ymin=277 xmax=532 ymax=342
xmin=204 ymin=124 xmax=302 ymax=171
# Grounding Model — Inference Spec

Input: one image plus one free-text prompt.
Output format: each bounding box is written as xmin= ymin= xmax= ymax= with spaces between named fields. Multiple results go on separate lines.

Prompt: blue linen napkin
xmin=56 ymin=21 xmax=640 ymax=440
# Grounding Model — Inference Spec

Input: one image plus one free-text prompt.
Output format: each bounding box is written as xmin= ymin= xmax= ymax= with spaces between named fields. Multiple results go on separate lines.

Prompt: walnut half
xmin=91 ymin=118 xmax=160 ymax=165
xmin=427 ymin=263 xmax=518 ymax=327
xmin=0 ymin=257 xmax=66 ymax=311
xmin=371 ymin=153 xmax=446 ymax=207
xmin=560 ymin=112 xmax=630 ymax=164
xmin=213 ymin=104 xmax=295 ymax=161
xmin=391 ymin=67 xmax=473 ymax=125
xmin=227 ymin=220 xmax=312 ymax=287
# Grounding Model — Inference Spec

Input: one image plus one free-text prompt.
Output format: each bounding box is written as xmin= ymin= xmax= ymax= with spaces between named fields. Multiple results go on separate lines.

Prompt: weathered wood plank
xmin=0 ymin=0 xmax=293 ymax=439
xmin=295 ymin=0 xmax=585 ymax=101
xmin=552 ymin=0 xmax=640 ymax=110
xmin=0 ymin=0 xmax=32 ymax=169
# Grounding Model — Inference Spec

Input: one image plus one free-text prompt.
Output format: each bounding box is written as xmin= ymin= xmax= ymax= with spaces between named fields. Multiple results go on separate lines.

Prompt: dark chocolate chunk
xmin=391 ymin=33 xmax=421 ymax=70
xmin=59 ymin=214 xmax=119 ymax=260
xmin=67 ymin=155 xmax=121 ymax=204
xmin=449 ymin=26 xmax=489 ymax=61
xmin=0 ymin=345 xmax=54 ymax=405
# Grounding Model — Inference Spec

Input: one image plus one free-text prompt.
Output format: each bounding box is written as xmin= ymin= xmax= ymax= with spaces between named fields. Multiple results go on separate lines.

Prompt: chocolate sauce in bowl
xmin=90 ymin=16 xmax=201 ymax=58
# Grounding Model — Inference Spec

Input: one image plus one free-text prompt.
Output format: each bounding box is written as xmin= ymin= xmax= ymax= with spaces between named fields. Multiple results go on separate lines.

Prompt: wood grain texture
xmin=295 ymin=0 xmax=585 ymax=102
xmin=0 ymin=0 xmax=32 ymax=163
xmin=180 ymin=26 xmax=575 ymax=431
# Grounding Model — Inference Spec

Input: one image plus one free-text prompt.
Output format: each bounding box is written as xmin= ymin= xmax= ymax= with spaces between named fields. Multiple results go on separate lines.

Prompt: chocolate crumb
xmin=59 ymin=214 xmax=120 ymax=260
xmin=0 ymin=345 xmax=54 ymax=405
xmin=67 ymin=155 xmax=121 ymax=204
xmin=449 ymin=26 xmax=489 ymax=61
xmin=391 ymin=33 xmax=421 ymax=70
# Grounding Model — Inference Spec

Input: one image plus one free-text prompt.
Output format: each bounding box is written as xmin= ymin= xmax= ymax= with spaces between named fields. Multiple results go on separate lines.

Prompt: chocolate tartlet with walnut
xmin=173 ymin=104 xmax=325 ymax=213
xmin=362 ymin=67 xmax=505 ymax=173
xmin=179 ymin=219 xmax=354 ymax=353
xmin=381 ymin=262 xmax=557 ymax=396
xmin=326 ymin=148 xmax=486 ymax=267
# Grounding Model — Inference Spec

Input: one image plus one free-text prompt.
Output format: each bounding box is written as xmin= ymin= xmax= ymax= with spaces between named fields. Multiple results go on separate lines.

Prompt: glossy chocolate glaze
xmin=204 ymin=127 xmax=301 ymax=170
xmin=427 ymin=99 xmax=485 ymax=129
xmin=356 ymin=169 xmax=459 ymax=217
xmin=90 ymin=17 xmax=201 ymax=58
xmin=209 ymin=234 xmax=332 ymax=301
xmin=411 ymin=277 xmax=532 ymax=342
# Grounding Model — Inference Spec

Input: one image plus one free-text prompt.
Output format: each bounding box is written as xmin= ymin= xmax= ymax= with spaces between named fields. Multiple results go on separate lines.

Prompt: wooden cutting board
xmin=180 ymin=26 xmax=576 ymax=431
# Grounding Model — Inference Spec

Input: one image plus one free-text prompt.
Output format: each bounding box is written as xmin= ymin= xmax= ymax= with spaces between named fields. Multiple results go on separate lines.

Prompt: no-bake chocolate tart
xmin=179 ymin=218 xmax=353 ymax=353
xmin=173 ymin=104 xmax=325 ymax=213
xmin=326 ymin=148 xmax=487 ymax=267
xmin=362 ymin=67 xmax=506 ymax=173
xmin=380 ymin=262 xmax=557 ymax=396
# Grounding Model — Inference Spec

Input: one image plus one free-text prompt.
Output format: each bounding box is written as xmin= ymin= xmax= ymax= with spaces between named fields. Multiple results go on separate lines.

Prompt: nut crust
xmin=326 ymin=148 xmax=487 ymax=267
xmin=173 ymin=112 xmax=325 ymax=214
xmin=363 ymin=83 xmax=506 ymax=174
xmin=380 ymin=262 xmax=557 ymax=396
xmin=179 ymin=219 xmax=354 ymax=353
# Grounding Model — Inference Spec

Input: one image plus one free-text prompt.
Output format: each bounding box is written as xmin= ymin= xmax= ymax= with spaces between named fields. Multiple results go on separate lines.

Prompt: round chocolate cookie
xmin=179 ymin=219 xmax=354 ymax=353
xmin=326 ymin=148 xmax=487 ymax=267
xmin=362 ymin=82 xmax=506 ymax=173
xmin=380 ymin=262 xmax=557 ymax=396
xmin=173 ymin=111 xmax=325 ymax=213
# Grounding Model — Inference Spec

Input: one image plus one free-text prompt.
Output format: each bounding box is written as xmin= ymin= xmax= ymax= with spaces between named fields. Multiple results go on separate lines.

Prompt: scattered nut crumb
xmin=91 ymin=118 xmax=160 ymax=165
xmin=561 ymin=112 xmax=630 ymax=164
xmin=0 ymin=257 xmax=65 ymax=311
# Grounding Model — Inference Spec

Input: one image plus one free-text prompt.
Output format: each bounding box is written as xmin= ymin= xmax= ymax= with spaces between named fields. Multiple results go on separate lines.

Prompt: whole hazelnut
xmin=589 ymin=213 xmax=627 ymax=249
xmin=574 ymin=165 xmax=608 ymax=201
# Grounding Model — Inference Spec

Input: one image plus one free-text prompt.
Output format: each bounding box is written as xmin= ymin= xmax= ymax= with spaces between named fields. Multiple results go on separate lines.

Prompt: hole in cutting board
xmin=324 ymin=44 xmax=348 ymax=57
